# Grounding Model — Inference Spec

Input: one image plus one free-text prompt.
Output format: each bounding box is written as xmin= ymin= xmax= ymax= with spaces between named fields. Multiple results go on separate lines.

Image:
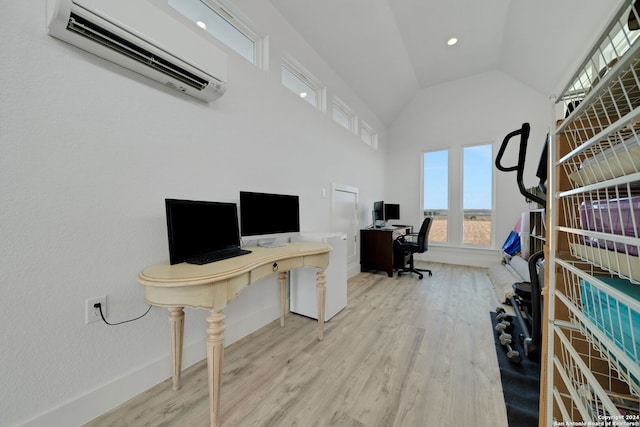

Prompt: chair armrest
xmin=395 ymin=232 xmax=418 ymax=244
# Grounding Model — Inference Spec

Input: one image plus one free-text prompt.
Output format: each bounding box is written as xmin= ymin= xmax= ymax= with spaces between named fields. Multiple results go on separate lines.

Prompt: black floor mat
xmin=490 ymin=311 xmax=541 ymax=427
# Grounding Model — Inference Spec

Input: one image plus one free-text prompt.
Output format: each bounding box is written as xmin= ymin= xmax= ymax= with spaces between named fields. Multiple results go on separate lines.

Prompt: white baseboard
xmin=17 ymin=340 xmax=205 ymax=427
xmin=347 ymin=262 xmax=361 ymax=278
xmin=416 ymin=246 xmax=501 ymax=268
xmin=17 ymin=303 xmax=280 ymax=427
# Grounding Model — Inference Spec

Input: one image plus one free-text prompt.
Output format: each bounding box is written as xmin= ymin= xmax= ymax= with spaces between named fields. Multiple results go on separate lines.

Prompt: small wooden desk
xmin=360 ymin=226 xmax=410 ymax=277
xmin=138 ymin=242 xmax=332 ymax=427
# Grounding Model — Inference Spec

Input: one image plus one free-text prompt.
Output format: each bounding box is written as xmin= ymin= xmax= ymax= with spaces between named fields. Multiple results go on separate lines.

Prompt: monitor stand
xmin=257 ymin=238 xmax=287 ymax=248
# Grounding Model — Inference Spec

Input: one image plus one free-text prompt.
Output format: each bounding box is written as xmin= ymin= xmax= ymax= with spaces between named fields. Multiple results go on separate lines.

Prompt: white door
xmin=331 ymin=184 xmax=359 ymax=267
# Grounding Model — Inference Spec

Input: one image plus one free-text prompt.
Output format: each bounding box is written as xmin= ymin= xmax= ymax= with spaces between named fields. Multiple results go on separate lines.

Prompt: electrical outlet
xmin=86 ymin=296 xmax=107 ymax=324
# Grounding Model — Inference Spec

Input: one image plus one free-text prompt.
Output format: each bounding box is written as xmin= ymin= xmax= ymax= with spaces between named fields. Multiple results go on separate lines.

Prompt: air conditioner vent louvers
xmin=48 ymin=0 xmax=227 ymax=102
xmin=67 ymin=12 xmax=209 ymax=91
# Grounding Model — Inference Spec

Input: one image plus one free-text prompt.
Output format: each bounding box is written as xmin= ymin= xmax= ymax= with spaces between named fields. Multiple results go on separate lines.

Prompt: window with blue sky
xmin=463 ymin=144 xmax=492 ymax=246
xmin=424 ymin=144 xmax=493 ymax=246
xmin=423 ymin=150 xmax=448 ymax=243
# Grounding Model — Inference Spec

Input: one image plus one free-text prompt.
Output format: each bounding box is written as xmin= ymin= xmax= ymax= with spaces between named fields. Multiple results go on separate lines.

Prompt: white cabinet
xmin=290 ymin=232 xmax=347 ymax=320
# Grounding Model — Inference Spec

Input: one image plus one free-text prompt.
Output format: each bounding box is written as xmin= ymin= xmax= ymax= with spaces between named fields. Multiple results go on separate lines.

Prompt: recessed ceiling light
xmin=447 ymin=37 xmax=458 ymax=46
xmin=299 ymin=92 xmax=308 ymax=98
xmin=196 ymin=21 xmax=207 ymax=30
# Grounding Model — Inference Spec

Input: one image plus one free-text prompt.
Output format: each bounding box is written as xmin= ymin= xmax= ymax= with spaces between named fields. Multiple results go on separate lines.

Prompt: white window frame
xmin=332 ymin=97 xmax=357 ymax=133
xmin=422 ymin=149 xmax=449 ymax=244
xmin=361 ymin=121 xmax=378 ymax=149
xmin=461 ymin=142 xmax=494 ymax=247
xmin=422 ymin=144 xmax=495 ymax=248
xmin=281 ymin=57 xmax=325 ymax=111
xmin=169 ymin=0 xmax=265 ymax=68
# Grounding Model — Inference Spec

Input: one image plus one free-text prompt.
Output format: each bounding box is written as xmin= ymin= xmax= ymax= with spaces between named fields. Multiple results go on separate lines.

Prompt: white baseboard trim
xmin=416 ymin=246 xmax=501 ymax=268
xmin=17 ymin=340 xmax=205 ymax=427
xmin=17 ymin=303 xmax=280 ymax=427
xmin=347 ymin=262 xmax=361 ymax=278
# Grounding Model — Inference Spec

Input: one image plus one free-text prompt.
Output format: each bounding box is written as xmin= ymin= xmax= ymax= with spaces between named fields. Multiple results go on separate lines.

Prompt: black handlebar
xmin=495 ymin=123 xmax=530 ymax=172
xmin=495 ymin=123 xmax=546 ymax=207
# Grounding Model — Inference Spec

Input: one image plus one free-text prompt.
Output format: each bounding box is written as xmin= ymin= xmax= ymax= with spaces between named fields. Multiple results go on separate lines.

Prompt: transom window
xmin=361 ymin=121 xmax=378 ymax=149
xmin=332 ymin=98 xmax=356 ymax=133
xmin=281 ymin=59 xmax=323 ymax=109
xmin=169 ymin=0 xmax=262 ymax=66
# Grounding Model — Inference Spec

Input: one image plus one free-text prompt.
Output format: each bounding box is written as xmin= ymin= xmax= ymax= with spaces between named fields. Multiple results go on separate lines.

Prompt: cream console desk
xmin=138 ymin=242 xmax=332 ymax=427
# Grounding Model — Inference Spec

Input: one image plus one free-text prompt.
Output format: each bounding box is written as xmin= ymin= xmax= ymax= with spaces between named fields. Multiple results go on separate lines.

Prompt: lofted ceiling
xmin=269 ymin=0 xmax=620 ymax=125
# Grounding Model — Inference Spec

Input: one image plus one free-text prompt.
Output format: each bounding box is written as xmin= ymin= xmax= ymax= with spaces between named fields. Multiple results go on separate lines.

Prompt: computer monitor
xmin=165 ymin=199 xmax=242 ymax=265
xmin=373 ymin=200 xmax=384 ymax=227
xmin=384 ymin=203 xmax=400 ymax=221
xmin=239 ymin=191 xmax=300 ymax=246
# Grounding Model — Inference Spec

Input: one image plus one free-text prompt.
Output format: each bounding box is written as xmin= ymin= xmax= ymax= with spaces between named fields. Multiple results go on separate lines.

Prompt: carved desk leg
xmin=278 ymin=271 xmax=287 ymax=327
xmin=207 ymin=309 xmax=225 ymax=427
xmin=316 ymin=271 xmax=326 ymax=341
xmin=168 ymin=307 xmax=184 ymax=391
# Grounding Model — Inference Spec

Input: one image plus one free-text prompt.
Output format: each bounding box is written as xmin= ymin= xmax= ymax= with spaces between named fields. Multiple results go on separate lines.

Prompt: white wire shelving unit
xmin=545 ymin=0 xmax=640 ymax=425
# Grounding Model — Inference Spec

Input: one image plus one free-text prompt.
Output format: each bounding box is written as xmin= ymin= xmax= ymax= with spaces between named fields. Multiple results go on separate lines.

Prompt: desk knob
xmin=272 ymin=262 xmax=278 ymax=272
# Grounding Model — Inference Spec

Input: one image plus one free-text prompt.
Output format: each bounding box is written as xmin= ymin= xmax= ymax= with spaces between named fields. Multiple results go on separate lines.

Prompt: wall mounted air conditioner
xmin=47 ymin=0 xmax=227 ymax=102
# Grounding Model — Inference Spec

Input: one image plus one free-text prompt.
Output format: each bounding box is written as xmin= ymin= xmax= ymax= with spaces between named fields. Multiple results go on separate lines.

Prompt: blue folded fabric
xmin=580 ymin=277 xmax=640 ymax=363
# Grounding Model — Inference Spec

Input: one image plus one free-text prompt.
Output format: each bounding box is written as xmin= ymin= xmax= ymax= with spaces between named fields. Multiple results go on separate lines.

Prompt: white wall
xmin=0 ymin=2 xmax=559 ymax=424
xmin=386 ymin=70 xmax=551 ymax=266
xmin=0 ymin=2 xmax=386 ymax=426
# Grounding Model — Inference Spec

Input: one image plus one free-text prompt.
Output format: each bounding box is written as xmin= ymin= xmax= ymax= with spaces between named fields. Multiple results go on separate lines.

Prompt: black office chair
xmin=394 ymin=217 xmax=433 ymax=279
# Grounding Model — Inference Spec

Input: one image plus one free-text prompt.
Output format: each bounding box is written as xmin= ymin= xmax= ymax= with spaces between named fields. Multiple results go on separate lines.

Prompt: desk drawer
xmin=250 ymin=257 xmax=304 ymax=282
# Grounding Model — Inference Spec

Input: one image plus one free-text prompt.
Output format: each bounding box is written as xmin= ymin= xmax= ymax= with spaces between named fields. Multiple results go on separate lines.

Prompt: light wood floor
xmin=85 ymin=263 xmax=509 ymax=427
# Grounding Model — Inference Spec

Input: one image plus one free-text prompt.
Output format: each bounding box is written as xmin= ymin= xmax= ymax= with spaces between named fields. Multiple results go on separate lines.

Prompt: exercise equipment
xmin=495 ymin=123 xmax=547 ymax=207
xmin=495 ymin=320 xmax=512 ymax=334
xmin=498 ymin=331 xmax=522 ymax=364
xmin=493 ymin=123 xmax=546 ymax=363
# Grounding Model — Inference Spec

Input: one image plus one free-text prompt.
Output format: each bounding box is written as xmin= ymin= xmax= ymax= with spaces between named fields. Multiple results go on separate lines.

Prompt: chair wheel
xmin=428 ymin=271 xmax=433 ymax=277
